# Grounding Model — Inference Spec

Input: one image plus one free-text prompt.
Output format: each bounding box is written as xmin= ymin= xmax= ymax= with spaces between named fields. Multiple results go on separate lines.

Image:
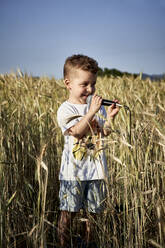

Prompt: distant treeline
xmin=98 ymin=67 xmax=138 ymax=78
xmin=31 ymin=68 xmax=164 ymax=81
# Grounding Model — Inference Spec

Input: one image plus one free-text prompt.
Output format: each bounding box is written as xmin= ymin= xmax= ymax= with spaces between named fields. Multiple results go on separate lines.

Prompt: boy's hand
xmin=68 ymin=94 xmax=102 ymax=139
xmin=89 ymin=94 xmax=102 ymax=115
xmin=107 ymin=99 xmax=120 ymax=121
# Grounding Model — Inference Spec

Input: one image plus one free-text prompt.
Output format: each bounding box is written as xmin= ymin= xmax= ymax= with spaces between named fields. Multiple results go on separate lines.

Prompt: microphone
xmin=87 ymin=95 xmax=122 ymax=108
xmin=87 ymin=95 xmax=129 ymax=110
xmin=101 ymin=99 xmax=123 ymax=107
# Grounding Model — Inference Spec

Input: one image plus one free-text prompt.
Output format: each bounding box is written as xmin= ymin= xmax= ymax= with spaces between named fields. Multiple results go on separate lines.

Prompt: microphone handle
xmin=102 ymin=99 xmax=123 ymax=107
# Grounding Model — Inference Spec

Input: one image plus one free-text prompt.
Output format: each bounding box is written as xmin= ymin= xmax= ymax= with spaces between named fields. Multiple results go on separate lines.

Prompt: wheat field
xmin=0 ymin=71 xmax=165 ymax=248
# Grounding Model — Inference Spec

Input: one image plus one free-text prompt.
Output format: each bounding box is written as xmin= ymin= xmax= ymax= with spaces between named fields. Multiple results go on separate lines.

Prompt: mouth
xmin=82 ymin=94 xmax=92 ymax=104
xmin=83 ymin=94 xmax=92 ymax=98
xmin=80 ymin=95 xmax=89 ymax=104
xmin=82 ymin=95 xmax=88 ymax=100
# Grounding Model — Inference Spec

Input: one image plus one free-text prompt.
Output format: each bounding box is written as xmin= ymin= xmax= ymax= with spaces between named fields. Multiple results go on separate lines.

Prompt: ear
xmin=64 ymin=78 xmax=71 ymax=89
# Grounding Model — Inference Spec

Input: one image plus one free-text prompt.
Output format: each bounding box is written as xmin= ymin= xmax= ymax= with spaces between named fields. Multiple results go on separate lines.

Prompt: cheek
xmin=80 ymin=87 xmax=86 ymax=92
xmin=77 ymin=87 xmax=85 ymax=94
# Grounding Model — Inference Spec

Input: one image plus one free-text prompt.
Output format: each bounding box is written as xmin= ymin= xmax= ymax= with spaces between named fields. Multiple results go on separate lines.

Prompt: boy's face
xmin=65 ymin=68 xmax=97 ymax=104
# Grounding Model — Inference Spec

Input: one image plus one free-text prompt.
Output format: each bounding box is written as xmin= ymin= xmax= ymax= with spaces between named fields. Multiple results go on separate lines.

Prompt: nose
xmin=87 ymin=85 xmax=94 ymax=94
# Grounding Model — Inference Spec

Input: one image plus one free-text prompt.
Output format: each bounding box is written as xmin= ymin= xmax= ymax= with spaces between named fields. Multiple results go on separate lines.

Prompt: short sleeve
xmin=57 ymin=102 xmax=82 ymax=135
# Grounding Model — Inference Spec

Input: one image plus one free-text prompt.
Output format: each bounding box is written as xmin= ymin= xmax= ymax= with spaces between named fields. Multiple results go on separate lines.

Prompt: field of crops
xmin=0 ymin=71 xmax=165 ymax=248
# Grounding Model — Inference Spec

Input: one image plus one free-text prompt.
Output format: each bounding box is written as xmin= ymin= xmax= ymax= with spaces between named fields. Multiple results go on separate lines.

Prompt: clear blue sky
xmin=1 ymin=0 xmax=165 ymax=78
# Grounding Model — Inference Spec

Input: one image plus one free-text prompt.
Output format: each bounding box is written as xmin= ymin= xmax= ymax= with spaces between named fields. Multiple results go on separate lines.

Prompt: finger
xmin=110 ymin=103 xmax=116 ymax=109
xmin=113 ymin=99 xmax=120 ymax=104
xmin=94 ymin=94 xmax=102 ymax=102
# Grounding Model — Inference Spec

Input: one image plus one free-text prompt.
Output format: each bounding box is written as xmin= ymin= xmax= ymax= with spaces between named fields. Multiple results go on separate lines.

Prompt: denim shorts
xmin=59 ymin=180 xmax=107 ymax=213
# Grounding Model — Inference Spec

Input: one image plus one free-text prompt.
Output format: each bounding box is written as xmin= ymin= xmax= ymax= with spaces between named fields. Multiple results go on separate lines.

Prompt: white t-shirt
xmin=57 ymin=101 xmax=108 ymax=181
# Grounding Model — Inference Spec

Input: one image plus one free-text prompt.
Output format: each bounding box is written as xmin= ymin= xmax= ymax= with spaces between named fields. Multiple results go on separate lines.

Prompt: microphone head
xmin=86 ymin=95 xmax=92 ymax=107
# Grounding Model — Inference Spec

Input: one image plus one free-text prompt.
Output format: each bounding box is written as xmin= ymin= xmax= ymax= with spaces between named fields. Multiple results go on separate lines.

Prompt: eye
xmin=81 ymin=82 xmax=88 ymax=87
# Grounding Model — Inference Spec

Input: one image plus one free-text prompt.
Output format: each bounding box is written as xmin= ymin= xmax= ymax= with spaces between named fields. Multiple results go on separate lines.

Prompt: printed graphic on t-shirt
xmin=72 ymin=119 xmax=104 ymax=160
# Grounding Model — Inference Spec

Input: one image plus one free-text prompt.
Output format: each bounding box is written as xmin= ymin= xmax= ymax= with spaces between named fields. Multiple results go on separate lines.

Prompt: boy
xmin=57 ymin=54 xmax=119 ymax=247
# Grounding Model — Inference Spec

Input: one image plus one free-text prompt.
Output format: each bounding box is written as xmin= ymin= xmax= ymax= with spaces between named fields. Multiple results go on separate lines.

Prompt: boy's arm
xmin=68 ymin=95 xmax=102 ymax=139
xmin=103 ymin=101 xmax=120 ymax=136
